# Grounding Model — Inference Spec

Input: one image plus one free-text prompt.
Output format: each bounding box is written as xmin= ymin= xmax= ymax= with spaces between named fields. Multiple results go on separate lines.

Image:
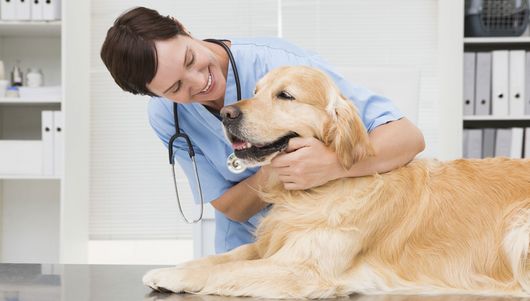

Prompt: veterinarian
xmin=100 ymin=7 xmax=425 ymax=253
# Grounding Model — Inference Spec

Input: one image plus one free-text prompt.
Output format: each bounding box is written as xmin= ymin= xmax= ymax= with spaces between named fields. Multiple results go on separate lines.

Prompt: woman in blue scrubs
xmin=100 ymin=7 xmax=425 ymax=253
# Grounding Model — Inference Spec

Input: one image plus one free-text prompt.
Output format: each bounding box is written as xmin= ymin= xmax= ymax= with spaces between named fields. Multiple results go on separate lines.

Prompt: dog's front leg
xmin=143 ymin=243 xmax=259 ymax=292
xmin=146 ymin=259 xmax=338 ymax=298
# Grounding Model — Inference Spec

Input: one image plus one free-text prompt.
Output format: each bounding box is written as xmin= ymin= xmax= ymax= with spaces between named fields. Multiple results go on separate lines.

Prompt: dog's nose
xmin=220 ymin=105 xmax=242 ymax=122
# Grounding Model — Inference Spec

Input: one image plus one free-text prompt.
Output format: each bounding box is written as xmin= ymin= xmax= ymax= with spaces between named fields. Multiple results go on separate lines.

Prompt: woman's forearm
xmin=346 ymin=118 xmax=425 ymax=177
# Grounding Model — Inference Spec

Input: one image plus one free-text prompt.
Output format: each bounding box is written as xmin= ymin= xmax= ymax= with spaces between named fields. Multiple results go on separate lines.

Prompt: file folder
xmin=524 ymin=127 xmax=530 ymax=159
xmin=509 ymin=51 xmax=525 ymax=116
xmin=495 ymin=128 xmax=512 ymax=157
xmin=524 ymin=51 xmax=530 ymax=115
xmin=492 ymin=50 xmax=510 ymax=116
xmin=31 ymin=0 xmax=43 ymax=20
xmin=41 ymin=111 xmax=54 ymax=176
xmin=53 ymin=110 xmax=64 ymax=176
xmin=463 ymin=52 xmax=476 ymax=116
xmin=475 ymin=52 xmax=492 ymax=115
xmin=0 ymin=0 xmax=16 ymax=20
xmin=42 ymin=0 xmax=60 ymax=20
xmin=463 ymin=129 xmax=482 ymax=158
xmin=482 ymin=128 xmax=496 ymax=158
xmin=510 ymin=128 xmax=524 ymax=158
xmin=15 ymin=0 xmax=30 ymax=20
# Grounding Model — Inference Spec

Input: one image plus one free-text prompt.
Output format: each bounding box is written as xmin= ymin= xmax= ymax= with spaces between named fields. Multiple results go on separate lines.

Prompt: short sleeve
xmin=147 ymin=98 xmax=231 ymax=204
xmin=308 ymin=55 xmax=404 ymax=132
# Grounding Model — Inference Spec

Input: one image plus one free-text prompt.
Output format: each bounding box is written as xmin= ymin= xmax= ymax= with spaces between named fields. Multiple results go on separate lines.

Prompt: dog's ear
xmin=323 ymin=92 xmax=374 ymax=170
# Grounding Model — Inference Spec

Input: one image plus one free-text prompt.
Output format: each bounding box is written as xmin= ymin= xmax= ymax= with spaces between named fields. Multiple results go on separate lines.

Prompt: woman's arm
xmin=270 ymin=118 xmax=425 ymax=190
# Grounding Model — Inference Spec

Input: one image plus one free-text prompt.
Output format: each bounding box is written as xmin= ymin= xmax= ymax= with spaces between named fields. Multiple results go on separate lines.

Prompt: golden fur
xmin=143 ymin=66 xmax=530 ymax=298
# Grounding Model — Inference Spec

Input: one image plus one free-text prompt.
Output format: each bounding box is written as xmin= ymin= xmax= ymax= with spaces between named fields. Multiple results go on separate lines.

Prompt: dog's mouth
xmin=226 ymin=130 xmax=299 ymax=162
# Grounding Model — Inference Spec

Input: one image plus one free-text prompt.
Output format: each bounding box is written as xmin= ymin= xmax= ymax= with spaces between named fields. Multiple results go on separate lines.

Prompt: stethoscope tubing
xmin=169 ymin=38 xmax=243 ymax=224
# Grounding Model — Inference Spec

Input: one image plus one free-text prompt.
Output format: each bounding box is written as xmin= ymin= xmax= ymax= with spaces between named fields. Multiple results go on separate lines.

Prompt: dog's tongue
xmin=232 ymin=140 xmax=248 ymax=150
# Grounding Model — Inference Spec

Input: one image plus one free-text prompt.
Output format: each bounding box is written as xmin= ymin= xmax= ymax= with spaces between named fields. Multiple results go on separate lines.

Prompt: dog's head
xmin=221 ymin=66 xmax=373 ymax=169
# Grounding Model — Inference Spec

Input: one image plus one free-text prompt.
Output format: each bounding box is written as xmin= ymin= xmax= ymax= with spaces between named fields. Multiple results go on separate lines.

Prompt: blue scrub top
xmin=148 ymin=37 xmax=403 ymax=253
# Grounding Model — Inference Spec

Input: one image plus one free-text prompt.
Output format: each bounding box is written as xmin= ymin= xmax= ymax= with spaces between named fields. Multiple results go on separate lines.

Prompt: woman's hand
xmin=270 ymin=137 xmax=346 ymax=190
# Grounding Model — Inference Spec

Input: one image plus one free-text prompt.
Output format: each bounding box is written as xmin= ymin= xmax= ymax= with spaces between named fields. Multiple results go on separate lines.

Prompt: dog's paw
xmin=143 ymin=267 xmax=204 ymax=293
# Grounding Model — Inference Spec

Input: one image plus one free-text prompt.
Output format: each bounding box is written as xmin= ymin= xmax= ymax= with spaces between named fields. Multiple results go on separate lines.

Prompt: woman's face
xmin=147 ymin=35 xmax=228 ymax=108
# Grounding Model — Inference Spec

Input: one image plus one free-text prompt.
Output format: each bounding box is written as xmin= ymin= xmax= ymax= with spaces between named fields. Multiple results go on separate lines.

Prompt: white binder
xmin=495 ymin=128 xmax=512 ymax=157
xmin=15 ymin=0 xmax=30 ymax=20
xmin=524 ymin=127 xmax=530 ymax=159
xmin=475 ymin=52 xmax=492 ymax=115
xmin=492 ymin=50 xmax=510 ymax=116
xmin=53 ymin=111 xmax=64 ymax=176
xmin=41 ymin=111 xmax=55 ymax=176
xmin=0 ymin=0 xmax=17 ymax=20
xmin=524 ymin=51 xmax=530 ymax=114
xmin=509 ymin=51 xmax=525 ymax=116
xmin=463 ymin=52 xmax=476 ymax=116
xmin=31 ymin=0 xmax=43 ymax=20
xmin=463 ymin=129 xmax=482 ymax=158
xmin=42 ymin=0 xmax=60 ymax=20
xmin=510 ymin=127 xmax=524 ymax=158
xmin=526 ymin=52 xmax=530 ymax=115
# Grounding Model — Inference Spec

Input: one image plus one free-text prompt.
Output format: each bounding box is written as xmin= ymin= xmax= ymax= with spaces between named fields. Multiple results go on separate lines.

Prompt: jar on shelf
xmin=26 ymin=68 xmax=44 ymax=87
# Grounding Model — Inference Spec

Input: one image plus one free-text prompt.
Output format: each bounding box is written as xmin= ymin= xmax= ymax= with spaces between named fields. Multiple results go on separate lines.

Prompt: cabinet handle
xmin=45 ymin=127 xmax=50 ymax=132
xmin=515 ymin=93 xmax=520 ymax=99
xmin=56 ymin=127 xmax=62 ymax=132
xmin=498 ymin=93 xmax=504 ymax=99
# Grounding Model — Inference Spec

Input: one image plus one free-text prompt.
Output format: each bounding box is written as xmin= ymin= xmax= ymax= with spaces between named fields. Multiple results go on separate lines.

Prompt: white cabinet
xmin=0 ymin=0 xmax=89 ymax=263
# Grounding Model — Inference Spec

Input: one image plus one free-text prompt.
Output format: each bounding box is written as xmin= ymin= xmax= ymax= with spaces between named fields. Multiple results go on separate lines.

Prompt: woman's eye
xmin=187 ymin=53 xmax=195 ymax=67
xmin=277 ymin=90 xmax=295 ymax=100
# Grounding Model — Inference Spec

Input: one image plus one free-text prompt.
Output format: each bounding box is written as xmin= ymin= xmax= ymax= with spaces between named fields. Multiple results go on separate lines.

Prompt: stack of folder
xmin=463 ymin=127 xmax=530 ymax=159
xmin=464 ymin=50 xmax=530 ymax=116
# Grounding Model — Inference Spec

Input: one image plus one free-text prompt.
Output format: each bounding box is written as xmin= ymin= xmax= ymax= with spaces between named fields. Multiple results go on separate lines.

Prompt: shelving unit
xmin=0 ymin=0 xmax=90 ymax=263
xmin=463 ymin=32 xmax=530 ymax=157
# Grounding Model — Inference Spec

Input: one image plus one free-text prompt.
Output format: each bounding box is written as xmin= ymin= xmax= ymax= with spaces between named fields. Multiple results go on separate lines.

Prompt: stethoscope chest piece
xmin=226 ymin=152 xmax=247 ymax=174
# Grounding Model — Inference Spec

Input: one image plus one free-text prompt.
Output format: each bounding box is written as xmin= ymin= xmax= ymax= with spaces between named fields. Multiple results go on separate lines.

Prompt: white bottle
xmin=26 ymin=68 xmax=44 ymax=87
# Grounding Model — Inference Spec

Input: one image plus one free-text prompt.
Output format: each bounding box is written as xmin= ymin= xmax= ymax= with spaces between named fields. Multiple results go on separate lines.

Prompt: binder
xmin=31 ymin=0 xmax=43 ymax=20
xmin=524 ymin=127 xmax=530 ymax=159
xmin=53 ymin=111 xmax=64 ymax=176
xmin=41 ymin=111 xmax=54 ymax=176
xmin=463 ymin=52 xmax=476 ymax=116
xmin=463 ymin=129 xmax=482 ymax=158
xmin=42 ymin=0 xmax=60 ymax=20
xmin=526 ymin=52 xmax=530 ymax=115
xmin=0 ymin=0 xmax=17 ymax=20
xmin=492 ymin=50 xmax=510 ymax=116
xmin=495 ymin=128 xmax=512 ymax=157
xmin=509 ymin=51 xmax=526 ymax=116
xmin=524 ymin=51 xmax=530 ymax=115
xmin=475 ymin=52 xmax=492 ymax=115
xmin=15 ymin=0 xmax=30 ymax=20
xmin=510 ymin=128 xmax=524 ymax=158
xmin=482 ymin=128 xmax=496 ymax=158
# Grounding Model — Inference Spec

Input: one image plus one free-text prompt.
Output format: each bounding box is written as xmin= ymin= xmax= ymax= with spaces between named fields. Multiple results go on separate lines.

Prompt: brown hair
xmin=100 ymin=7 xmax=189 ymax=96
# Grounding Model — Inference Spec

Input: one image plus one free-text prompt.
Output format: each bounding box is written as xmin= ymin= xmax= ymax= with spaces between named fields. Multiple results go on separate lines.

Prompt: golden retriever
xmin=143 ymin=66 xmax=530 ymax=298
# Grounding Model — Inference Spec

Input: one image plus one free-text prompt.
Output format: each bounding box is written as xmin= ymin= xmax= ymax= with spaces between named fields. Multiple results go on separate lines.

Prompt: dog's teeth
xmin=246 ymin=142 xmax=252 ymax=148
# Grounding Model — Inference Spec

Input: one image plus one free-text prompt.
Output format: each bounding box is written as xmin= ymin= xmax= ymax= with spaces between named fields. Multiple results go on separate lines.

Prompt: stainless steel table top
xmin=0 ymin=263 xmax=527 ymax=301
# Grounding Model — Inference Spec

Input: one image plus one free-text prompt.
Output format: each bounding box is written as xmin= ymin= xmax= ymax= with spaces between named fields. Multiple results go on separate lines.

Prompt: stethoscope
xmin=168 ymin=38 xmax=246 ymax=224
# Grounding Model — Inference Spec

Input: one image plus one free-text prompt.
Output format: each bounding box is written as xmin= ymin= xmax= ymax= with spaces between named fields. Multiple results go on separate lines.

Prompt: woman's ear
xmin=323 ymin=92 xmax=374 ymax=169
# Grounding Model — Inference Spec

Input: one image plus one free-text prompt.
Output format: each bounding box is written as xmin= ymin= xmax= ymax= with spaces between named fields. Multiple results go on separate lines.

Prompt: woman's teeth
xmin=201 ymin=73 xmax=212 ymax=93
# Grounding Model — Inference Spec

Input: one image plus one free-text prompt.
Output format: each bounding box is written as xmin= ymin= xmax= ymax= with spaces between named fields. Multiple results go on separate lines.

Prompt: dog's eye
xmin=277 ymin=91 xmax=295 ymax=100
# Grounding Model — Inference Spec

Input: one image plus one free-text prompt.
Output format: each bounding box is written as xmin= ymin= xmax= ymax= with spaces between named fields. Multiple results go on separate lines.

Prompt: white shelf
xmin=0 ymin=21 xmax=61 ymax=37
xmin=464 ymin=116 xmax=530 ymax=121
xmin=464 ymin=36 xmax=530 ymax=44
xmin=0 ymin=97 xmax=61 ymax=105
